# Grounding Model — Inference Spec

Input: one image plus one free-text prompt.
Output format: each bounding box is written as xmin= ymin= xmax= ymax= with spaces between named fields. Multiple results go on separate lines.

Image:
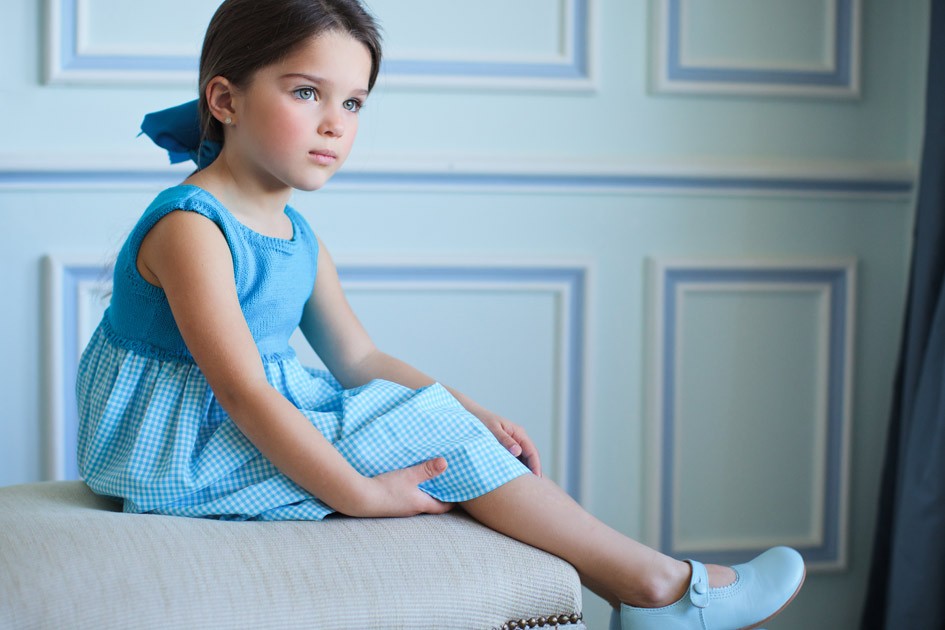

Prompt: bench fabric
xmin=0 ymin=481 xmax=584 ymax=629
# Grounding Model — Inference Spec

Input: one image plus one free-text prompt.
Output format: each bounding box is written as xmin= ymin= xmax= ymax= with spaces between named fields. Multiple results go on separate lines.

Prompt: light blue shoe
xmin=619 ymin=546 xmax=805 ymax=630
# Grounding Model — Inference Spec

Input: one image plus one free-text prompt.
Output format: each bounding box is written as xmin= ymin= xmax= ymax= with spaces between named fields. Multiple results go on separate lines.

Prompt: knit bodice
xmin=105 ymin=185 xmax=318 ymax=362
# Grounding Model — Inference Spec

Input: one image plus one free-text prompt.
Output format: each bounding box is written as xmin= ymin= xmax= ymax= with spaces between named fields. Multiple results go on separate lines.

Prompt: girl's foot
xmin=619 ymin=546 xmax=805 ymax=630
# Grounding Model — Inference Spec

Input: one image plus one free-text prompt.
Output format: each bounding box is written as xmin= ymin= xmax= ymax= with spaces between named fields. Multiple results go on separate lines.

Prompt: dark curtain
xmin=861 ymin=2 xmax=945 ymax=629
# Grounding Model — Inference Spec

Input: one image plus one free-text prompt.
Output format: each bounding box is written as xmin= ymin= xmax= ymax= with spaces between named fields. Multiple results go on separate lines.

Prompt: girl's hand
xmin=479 ymin=414 xmax=543 ymax=478
xmin=351 ymin=457 xmax=454 ymax=518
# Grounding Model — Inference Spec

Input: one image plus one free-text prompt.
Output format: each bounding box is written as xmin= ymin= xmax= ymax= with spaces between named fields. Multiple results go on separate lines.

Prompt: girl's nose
xmin=318 ymin=109 xmax=344 ymax=137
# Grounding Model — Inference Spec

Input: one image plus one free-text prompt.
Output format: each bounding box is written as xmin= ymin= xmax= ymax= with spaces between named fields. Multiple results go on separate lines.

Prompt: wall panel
xmin=654 ymin=0 xmax=860 ymax=96
xmin=646 ymin=261 xmax=855 ymax=571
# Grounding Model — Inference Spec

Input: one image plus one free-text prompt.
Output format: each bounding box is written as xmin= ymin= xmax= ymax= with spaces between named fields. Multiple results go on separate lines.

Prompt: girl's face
xmin=226 ymin=30 xmax=373 ymax=192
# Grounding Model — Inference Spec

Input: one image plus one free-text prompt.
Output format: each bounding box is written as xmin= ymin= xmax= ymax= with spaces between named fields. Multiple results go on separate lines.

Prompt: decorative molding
xmin=43 ymin=258 xmax=590 ymax=502
xmin=645 ymin=259 xmax=855 ymax=571
xmin=45 ymin=0 xmax=199 ymax=84
xmin=653 ymin=0 xmax=861 ymax=97
xmin=1 ymin=156 xmax=915 ymax=198
xmin=42 ymin=256 xmax=112 ymax=482
xmin=380 ymin=0 xmax=595 ymax=90
xmin=45 ymin=0 xmax=595 ymax=90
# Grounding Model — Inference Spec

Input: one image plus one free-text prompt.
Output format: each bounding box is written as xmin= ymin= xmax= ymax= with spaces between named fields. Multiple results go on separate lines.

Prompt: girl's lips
xmin=309 ymin=150 xmax=337 ymax=165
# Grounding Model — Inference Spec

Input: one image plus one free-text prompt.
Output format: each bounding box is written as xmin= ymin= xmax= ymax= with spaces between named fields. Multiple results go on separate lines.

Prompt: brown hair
xmin=197 ymin=0 xmax=382 ymax=146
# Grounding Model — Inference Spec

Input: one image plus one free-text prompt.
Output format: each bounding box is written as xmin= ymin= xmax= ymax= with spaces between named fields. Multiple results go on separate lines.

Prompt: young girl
xmin=76 ymin=1 xmax=805 ymax=627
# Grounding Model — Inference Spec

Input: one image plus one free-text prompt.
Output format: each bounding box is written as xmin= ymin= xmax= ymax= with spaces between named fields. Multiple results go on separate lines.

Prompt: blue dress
xmin=76 ymin=185 xmax=529 ymax=520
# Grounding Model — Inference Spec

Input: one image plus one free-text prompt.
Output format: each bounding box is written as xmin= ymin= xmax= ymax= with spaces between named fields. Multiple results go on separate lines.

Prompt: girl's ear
xmin=206 ymin=76 xmax=238 ymax=126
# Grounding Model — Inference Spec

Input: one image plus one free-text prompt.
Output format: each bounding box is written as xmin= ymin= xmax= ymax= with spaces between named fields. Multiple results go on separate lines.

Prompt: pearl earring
xmin=224 ymin=117 xmax=232 ymax=125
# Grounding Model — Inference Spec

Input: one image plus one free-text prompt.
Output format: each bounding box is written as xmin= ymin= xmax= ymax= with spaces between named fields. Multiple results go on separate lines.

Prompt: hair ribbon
xmin=140 ymin=99 xmax=222 ymax=169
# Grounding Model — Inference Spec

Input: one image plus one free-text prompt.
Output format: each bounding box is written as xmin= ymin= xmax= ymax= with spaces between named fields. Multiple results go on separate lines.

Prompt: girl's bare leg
xmin=579 ymin=572 xmax=621 ymax=609
xmin=461 ymin=473 xmax=735 ymax=608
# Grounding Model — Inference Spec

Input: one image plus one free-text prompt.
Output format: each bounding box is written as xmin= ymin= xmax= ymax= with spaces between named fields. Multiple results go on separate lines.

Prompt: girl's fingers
xmin=520 ymin=439 xmax=542 ymax=477
xmin=405 ymin=457 xmax=448 ymax=483
xmin=491 ymin=425 xmax=523 ymax=457
xmin=508 ymin=425 xmax=542 ymax=477
xmin=502 ymin=436 xmax=523 ymax=457
xmin=368 ymin=458 xmax=452 ymax=517
xmin=406 ymin=461 xmax=453 ymax=514
xmin=423 ymin=498 xmax=454 ymax=514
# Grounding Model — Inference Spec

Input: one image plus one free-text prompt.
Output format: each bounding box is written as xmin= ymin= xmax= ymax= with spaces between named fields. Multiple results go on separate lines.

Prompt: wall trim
xmin=43 ymin=257 xmax=591 ymax=502
xmin=645 ymin=259 xmax=855 ymax=571
xmin=42 ymin=256 xmax=112 ymax=482
xmin=2 ymin=156 xmax=915 ymax=198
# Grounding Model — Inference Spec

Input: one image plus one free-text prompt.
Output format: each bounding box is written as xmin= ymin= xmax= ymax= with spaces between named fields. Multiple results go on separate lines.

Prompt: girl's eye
xmin=343 ymin=99 xmax=363 ymax=113
xmin=294 ymin=87 xmax=316 ymax=101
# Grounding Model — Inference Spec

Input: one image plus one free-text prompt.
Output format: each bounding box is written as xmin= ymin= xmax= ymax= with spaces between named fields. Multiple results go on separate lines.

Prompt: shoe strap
xmin=686 ymin=559 xmax=710 ymax=609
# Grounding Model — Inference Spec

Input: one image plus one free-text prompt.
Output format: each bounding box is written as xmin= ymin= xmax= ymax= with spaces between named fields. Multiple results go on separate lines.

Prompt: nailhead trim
xmin=493 ymin=611 xmax=583 ymax=629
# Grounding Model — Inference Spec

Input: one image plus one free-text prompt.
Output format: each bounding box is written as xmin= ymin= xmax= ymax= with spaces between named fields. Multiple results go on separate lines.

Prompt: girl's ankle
xmin=627 ymin=559 xmax=691 ymax=608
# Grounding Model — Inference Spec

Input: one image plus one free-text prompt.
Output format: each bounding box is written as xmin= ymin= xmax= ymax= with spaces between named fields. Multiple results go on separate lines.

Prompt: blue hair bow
xmin=140 ymin=99 xmax=222 ymax=169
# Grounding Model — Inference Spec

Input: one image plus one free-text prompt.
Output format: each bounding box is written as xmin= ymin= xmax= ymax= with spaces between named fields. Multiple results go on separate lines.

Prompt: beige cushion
xmin=0 ymin=481 xmax=583 ymax=629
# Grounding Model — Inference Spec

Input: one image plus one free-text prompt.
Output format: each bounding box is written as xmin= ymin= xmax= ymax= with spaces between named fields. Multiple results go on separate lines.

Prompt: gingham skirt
xmin=75 ymin=321 xmax=529 ymax=520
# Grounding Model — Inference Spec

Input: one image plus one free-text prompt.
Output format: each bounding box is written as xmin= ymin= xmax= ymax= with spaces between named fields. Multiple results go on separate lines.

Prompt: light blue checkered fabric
xmin=75 ymin=187 xmax=529 ymax=521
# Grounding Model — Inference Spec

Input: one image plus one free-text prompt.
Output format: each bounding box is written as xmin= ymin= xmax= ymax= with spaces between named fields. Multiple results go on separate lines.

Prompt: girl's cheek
xmin=273 ymin=117 xmax=302 ymax=139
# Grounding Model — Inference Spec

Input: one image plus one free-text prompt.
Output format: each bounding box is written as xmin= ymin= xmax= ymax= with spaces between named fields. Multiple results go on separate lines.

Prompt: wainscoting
xmin=1 ymin=0 xmax=929 ymax=627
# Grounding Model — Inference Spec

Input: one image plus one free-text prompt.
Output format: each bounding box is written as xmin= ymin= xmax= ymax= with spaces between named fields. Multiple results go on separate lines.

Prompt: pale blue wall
xmin=0 ymin=1 xmax=930 ymax=628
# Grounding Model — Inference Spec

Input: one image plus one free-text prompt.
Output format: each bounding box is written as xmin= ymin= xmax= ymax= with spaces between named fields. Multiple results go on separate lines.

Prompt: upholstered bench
xmin=0 ymin=481 xmax=584 ymax=629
